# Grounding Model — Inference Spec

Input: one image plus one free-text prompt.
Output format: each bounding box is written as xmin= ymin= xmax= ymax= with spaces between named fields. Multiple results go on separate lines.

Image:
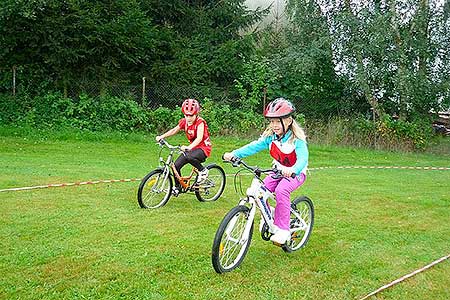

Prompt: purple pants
xmin=263 ymin=173 xmax=306 ymax=230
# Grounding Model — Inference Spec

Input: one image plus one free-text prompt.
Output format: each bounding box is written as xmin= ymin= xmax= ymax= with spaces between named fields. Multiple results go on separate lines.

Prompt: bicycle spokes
xmin=220 ymin=215 xmax=248 ymax=266
xmin=146 ymin=178 xmax=157 ymax=187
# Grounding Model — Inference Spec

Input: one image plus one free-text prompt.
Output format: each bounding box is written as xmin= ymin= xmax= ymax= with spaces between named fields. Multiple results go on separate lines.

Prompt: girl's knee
xmin=274 ymin=186 xmax=290 ymax=197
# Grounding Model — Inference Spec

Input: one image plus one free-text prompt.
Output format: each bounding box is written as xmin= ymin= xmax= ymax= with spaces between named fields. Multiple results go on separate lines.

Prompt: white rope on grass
xmin=309 ymin=166 xmax=450 ymax=171
xmin=0 ymin=165 xmax=448 ymax=193
xmin=0 ymin=178 xmax=141 ymax=192
xmin=359 ymin=253 xmax=450 ymax=300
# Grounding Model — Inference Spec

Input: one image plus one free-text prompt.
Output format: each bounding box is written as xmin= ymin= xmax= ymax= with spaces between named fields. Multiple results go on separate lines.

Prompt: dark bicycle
xmin=137 ymin=139 xmax=226 ymax=209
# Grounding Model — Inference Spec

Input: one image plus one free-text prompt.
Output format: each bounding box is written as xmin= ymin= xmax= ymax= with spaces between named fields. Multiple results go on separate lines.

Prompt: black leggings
xmin=174 ymin=148 xmax=207 ymax=177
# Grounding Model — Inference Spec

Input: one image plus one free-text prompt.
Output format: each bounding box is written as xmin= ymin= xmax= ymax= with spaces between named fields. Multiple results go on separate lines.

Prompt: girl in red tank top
xmin=155 ymin=99 xmax=212 ymax=192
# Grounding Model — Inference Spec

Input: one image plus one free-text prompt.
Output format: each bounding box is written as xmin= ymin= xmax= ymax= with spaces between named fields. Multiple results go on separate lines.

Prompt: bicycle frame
xmin=237 ymin=177 xmax=276 ymax=235
xmin=138 ymin=139 xmax=226 ymax=209
xmin=231 ymin=160 xmax=311 ymax=242
xmin=157 ymin=139 xmax=198 ymax=190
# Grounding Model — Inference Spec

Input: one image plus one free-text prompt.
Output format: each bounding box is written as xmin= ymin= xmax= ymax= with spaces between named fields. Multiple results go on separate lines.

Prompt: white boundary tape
xmin=0 ymin=178 xmax=141 ymax=193
xmin=309 ymin=166 xmax=450 ymax=171
xmin=0 ymin=165 xmax=448 ymax=193
xmin=359 ymin=253 xmax=450 ymax=300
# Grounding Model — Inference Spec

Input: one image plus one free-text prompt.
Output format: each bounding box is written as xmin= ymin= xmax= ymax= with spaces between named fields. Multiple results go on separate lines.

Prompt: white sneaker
xmin=270 ymin=229 xmax=291 ymax=244
xmin=172 ymin=187 xmax=180 ymax=197
xmin=196 ymin=168 xmax=209 ymax=184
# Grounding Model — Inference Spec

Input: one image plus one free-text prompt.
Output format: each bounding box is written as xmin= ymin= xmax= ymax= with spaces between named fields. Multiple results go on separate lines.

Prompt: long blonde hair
xmin=262 ymin=117 xmax=306 ymax=142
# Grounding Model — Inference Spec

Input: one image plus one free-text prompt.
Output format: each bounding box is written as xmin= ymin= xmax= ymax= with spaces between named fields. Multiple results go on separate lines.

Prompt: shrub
xmin=0 ymin=92 xmax=437 ymax=152
xmin=308 ymin=115 xmax=432 ymax=151
xmin=0 ymin=94 xmax=32 ymax=124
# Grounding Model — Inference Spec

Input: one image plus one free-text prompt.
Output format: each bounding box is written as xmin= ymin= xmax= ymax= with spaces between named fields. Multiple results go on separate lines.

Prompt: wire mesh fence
xmin=0 ymin=65 xmax=384 ymax=117
xmin=0 ymin=66 xmax=235 ymax=109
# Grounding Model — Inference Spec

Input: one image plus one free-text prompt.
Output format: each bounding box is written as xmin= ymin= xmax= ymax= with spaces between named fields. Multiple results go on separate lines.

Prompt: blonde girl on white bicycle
xmin=223 ymin=98 xmax=308 ymax=244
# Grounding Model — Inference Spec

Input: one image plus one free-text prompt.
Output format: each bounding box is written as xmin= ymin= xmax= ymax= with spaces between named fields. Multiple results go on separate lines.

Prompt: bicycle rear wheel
xmin=283 ymin=196 xmax=314 ymax=253
xmin=211 ymin=205 xmax=254 ymax=273
xmin=137 ymin=168 xmax=172 ymax=209
xmin=195 ymin=164 xmax=226 ymax=202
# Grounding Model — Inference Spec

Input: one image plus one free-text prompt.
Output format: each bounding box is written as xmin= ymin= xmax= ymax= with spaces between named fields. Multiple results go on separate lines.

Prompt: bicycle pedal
xmin=171 ymin=187 xmax=180 ymax=197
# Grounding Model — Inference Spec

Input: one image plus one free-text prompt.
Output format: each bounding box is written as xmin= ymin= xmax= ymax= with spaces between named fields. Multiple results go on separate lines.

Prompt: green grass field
xmin=1 ymin=130 xmax=449 ymax=300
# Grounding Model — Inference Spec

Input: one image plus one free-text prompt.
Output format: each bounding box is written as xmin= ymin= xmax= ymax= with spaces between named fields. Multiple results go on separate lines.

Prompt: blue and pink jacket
xmin=231 ymin=130 xmax=308 ymax=176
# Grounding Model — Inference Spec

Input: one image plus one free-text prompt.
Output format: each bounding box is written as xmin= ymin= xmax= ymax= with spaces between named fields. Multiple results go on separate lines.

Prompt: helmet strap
xmin=276 ymin=117 xmax=285 ymax=141
xmin=276 ymin=117 xmax=293 ymax=141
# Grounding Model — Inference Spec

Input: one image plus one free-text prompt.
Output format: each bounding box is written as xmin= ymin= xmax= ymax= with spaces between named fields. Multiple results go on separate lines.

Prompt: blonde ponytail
xmin=289 ymin=119 xmax=306 ymax=142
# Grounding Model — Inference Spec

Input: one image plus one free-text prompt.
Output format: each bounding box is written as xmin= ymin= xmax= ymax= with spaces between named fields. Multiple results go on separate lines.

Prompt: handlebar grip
xmin=222 ymin=155 xmax=240 ymax=165
xmin=271 ymin=169 xmax=297 ymax=179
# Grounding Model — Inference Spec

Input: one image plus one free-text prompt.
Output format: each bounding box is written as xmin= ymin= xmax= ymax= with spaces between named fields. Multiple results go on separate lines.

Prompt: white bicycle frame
xmin=231 ymin=175 xmax=309 ymax=244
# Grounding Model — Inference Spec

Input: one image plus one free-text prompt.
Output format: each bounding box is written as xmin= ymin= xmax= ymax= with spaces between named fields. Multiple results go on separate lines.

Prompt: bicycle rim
xmin=137 ymin=169 xmax=172 ymax=209
xmin=212 ymin=205 xmax=253 ymax=273
xmin=195 ymin=164 xmax=226 ymax=202
xmin=284 ymin=196 xmax=314 ymax=252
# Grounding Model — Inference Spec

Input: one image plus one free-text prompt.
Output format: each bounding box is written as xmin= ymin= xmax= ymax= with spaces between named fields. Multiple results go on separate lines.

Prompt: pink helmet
xmin=181 ymin=99 xmax=200 ymax=115
xmin=263 ymin=98 xmax=295 ymax=118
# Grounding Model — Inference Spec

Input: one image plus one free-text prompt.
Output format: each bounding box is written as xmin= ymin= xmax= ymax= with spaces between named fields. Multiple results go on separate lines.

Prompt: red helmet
xmin=263 ymin=98 xmax=295 ymax=118
xmin=181 ymin=98 xmax=200 ymax=115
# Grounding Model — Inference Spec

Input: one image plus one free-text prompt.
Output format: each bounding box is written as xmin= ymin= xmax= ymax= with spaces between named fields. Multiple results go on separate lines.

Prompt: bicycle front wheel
xmin=211 ymin=205 xmax=254 ymax=273
xmin=283 ymin=196 xmax=314 ymax=253
xmin=195 ymin=164 xmax=226 ymax=202
xmin=137 ymin=168 xmax=172 ymax=209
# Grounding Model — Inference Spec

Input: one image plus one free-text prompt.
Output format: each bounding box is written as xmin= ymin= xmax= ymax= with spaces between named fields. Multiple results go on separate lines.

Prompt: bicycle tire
xmin=137 ymin=168 xmax=173 ymax=209
xmin=195 ymin=164 xmax=226 ymax=202
xmin=211 ymin=205 xmax=254 ymax=273
xmin=283 ymin=196 xmax=314 ymax=253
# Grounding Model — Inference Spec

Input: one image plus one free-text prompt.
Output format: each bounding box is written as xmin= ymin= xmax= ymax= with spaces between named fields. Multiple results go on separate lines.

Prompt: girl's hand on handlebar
xmin=156 ymin=135 xmax=163 ymax=142
xmin=180 ymin=145 xmax=190 ymax=151
xmin=222 ymin=152 xmax=235 ymax=161
xmin=281 ymin=167 xmax=295 ymax=178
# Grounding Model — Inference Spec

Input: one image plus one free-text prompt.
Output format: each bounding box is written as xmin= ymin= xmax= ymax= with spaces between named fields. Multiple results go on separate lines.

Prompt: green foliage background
xmin=0 ymin=0 xmax=449 ymax=152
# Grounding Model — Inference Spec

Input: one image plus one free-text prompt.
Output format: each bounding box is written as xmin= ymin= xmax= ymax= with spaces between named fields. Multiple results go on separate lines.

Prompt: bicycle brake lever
xmin=271 ymin=168 xmax=296 ymax=179
xmin=231 ymin=157 xmax=241 ymax=167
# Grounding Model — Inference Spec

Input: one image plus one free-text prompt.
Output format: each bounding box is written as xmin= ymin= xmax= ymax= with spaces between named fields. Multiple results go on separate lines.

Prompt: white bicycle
xmin=211 ymin=158 xmax=314 ymax=273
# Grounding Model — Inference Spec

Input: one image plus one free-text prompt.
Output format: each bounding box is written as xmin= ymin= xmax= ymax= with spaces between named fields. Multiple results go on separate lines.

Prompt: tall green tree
xmin=0 ymin=0 xmax=264 ymax=99
xmin=0 ymin=0 xmax=161 ymax=93
xmin=329 ymin=0 xmax=449 ymax=120
xmin=140 ymin=0 xmax=265 ymax=93
xmin=257 ymin=0 xmax=346 ymax=118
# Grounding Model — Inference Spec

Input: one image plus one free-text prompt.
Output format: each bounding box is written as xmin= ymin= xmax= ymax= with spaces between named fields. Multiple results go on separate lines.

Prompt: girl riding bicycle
xmin=223 ymin=98 xmax=308 ymax=244
xmin=156 ymin=99 xmax=212 ymax=195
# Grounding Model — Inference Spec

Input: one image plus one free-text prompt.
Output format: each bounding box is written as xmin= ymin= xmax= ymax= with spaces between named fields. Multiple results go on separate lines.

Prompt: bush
xmin=201 ymin=98 xmax=265 ymax=136
xmin=308 ymin=115 xmax=432 ymax=151
xmin=0 ymin=92 xmax=151 ymax=132
xmin=0 ymin=93 xmax=33 ymax=124
xmin=147 ymin=106 xmax=182 ymax=133
xmin=0 ymin=92 xmax=438 ymax=153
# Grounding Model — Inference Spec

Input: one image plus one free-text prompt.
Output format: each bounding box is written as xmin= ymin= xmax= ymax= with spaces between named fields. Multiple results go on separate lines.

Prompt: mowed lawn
xmin=1 ymin=132 xmax=449 ymax=300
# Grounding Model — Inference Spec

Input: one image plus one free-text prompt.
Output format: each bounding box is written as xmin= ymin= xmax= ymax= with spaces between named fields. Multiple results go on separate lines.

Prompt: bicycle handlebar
xmin=158 ymin=138 xmax=183 ymax=151
xmin=223 ymin=157 xmax=296 ymax=179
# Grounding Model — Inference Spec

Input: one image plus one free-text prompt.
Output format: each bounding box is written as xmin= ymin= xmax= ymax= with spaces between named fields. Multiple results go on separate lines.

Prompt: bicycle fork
xmin=153 ymin=166 xmax=171 ymax=193
xmin=225 ymin=204 xmax=256 ymax=245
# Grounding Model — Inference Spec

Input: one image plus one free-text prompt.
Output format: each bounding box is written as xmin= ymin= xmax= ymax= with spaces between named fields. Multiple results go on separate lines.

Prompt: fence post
xmin=263 ymin=86 xmax=267 ymax=113
xmin=12 ymin=66 xmax=16 ymax=96
xmin=142 ymin=76 xmax=146 ymax=106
